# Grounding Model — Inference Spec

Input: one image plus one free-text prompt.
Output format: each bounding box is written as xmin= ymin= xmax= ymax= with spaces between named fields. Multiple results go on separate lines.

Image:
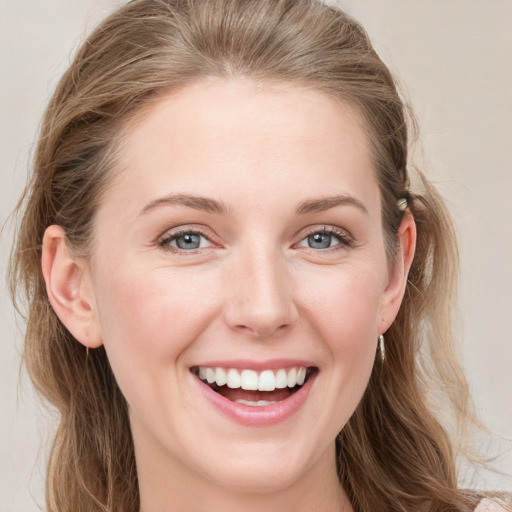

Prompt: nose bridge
xmin=224 ymin=241 xmax=297 ymax=338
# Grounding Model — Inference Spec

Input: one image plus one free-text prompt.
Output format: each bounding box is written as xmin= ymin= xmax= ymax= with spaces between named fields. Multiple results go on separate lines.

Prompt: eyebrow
xmin=139 ymin=193 xmax=367 ymax=217
xmin=140 ymin=193 xmax=229 ymax=216
xmin=296 ymin=195 xmax=368 ymax=215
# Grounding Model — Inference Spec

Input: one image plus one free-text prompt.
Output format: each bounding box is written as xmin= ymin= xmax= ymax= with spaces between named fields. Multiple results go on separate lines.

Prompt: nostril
xmin=231 ymin=320 xmax=291 ymax=339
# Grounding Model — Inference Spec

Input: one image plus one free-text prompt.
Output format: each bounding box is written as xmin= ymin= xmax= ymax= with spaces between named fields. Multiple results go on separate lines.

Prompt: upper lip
xmin=190 ymin=358 xmax=317 ymax=371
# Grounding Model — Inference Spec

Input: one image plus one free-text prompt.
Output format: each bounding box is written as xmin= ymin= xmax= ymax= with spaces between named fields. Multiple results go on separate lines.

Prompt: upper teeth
xmin=197 ymin=366 xmax=307 ymax=391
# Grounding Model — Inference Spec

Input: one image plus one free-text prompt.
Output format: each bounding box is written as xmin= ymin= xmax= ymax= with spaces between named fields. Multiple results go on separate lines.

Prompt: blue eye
xmin=307 ymin=232 xmax=335 ymax=249
xmin=174 ymin=233 xmax=202 ymax=250
xmin=160 ymin=230 xmax=212 ymax=251
xmin=298 ymin=228 xmax=350 ymax=250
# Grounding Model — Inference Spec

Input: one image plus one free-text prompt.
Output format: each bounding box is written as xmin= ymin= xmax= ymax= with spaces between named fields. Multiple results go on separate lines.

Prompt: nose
xmin=223 ymin=246 xmax=298 ymax=339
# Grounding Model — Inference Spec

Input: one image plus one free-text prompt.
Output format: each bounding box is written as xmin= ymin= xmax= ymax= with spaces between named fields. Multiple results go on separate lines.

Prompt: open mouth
xmin=191 ymin=366 xmax=318 ymax=407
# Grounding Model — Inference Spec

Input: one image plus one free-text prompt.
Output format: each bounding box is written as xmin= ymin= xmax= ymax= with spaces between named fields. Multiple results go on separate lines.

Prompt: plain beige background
xmin=1 ymin=1 xmax=511 ymax=510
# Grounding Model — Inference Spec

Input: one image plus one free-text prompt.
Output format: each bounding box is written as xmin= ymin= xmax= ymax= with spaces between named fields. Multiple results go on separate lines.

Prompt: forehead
xmin=104 ymin=78 xmax=379 ymax=220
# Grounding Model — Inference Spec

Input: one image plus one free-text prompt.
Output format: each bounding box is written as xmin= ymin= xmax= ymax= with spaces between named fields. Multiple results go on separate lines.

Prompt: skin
xmin=42 ymin=78 xmax=416 ymax=512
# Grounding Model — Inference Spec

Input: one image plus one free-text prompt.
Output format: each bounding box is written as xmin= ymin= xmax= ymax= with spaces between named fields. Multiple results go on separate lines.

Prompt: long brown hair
xmin=9 ymin=1 xmax=491 ymax=510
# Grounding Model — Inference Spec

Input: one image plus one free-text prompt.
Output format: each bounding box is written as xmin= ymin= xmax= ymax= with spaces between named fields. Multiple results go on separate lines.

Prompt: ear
xmin=41 ymin=225 xmax=103 ymax=348
xmin=377 ymin=211 xmax=416 ymax=334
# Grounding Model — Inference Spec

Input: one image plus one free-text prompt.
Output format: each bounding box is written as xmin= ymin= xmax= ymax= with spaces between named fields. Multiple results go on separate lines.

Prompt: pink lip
xmin=192 ymin=358 xmax=315 ymax=371
xmin=193 ymin=369 xmax=318 ymax=427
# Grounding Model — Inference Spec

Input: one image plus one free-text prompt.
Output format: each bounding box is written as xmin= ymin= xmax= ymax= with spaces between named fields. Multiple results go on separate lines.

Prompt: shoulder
xmin=474 ymin=497 xmax=512 ymax=512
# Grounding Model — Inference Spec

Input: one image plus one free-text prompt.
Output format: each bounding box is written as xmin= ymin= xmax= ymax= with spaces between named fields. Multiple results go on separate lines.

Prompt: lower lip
xmin=194 ymin=372 xmax=317 ymax=427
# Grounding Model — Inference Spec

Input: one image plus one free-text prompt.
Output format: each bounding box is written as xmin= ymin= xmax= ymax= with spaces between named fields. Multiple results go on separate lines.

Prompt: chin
xmin=205 ymin=459 xmax=307 ymax=495
xmin=194 ymin=437 xmax=331 ymax=496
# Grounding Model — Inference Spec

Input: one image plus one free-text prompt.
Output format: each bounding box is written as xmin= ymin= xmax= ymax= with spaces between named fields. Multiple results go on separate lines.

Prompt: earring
xmin=378 ymin=334 xmax=385 ymax=363
xmin=397 ymin=198 xmax=408 ymax=211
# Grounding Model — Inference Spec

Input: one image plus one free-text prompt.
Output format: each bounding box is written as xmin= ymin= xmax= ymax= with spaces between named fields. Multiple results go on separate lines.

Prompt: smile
xmin=198 ymin=366 xmax=308 ymax=391
xmin=191 ymin=363 xmax=318 ymax=425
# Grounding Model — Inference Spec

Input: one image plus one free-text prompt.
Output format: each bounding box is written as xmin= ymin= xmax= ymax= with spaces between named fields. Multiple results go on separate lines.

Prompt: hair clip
xmin=396 ymin=198 xmax=408 ymax=211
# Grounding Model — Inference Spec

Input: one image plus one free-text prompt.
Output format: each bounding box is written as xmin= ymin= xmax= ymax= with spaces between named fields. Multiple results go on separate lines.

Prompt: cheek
xmin=300 ymin=264 xmax=385 ymax=348
xmin=298 ymin=265 xmax=384 ymax=412
xmin=91 ymin=262 xmax=217 ymax=392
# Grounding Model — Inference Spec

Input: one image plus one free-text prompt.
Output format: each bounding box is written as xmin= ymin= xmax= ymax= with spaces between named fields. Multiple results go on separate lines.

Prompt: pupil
xmin=177 ymin=233 xmax=200 ymax=249
xmin=308 ymin=233 xmax=331 ymax=249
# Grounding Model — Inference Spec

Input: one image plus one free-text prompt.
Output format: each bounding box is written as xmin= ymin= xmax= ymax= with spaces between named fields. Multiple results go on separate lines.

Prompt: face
xmin=65 ymin=79 xmax=412 ymax=497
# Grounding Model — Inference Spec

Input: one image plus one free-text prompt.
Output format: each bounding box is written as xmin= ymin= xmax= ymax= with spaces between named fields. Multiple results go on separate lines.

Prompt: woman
xmin=8 ymin=0 xmax=511 ymax=511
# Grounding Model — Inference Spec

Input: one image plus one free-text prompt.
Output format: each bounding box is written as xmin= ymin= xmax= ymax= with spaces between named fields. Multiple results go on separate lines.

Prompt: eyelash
xmin=157 ymin=226 xmax=353 ymax=254
xmin=158 ymin=227 xmax=214 ymax=253
xmin=298 ymin=226 xmax=353 ymax=252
